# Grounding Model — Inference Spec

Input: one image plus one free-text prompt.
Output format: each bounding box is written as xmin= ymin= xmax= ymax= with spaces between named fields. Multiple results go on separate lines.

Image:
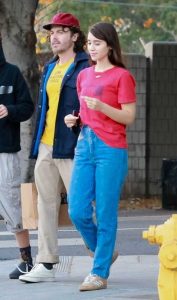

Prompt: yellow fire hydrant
xmin=142 ymin=214 xmax=177 ymax=300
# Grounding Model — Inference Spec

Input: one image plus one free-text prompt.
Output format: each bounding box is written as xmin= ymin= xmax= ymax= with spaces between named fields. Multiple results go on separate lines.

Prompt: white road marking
xmin=0 ymin=227 xmax=150 ymax=238
xmin=0 ymin=238 xmax=84 ymax=248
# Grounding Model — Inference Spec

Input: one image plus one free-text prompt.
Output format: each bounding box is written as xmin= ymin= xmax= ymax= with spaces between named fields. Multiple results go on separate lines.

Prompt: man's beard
xmin=52 ymin=41 xmax=73 ymax=56
xmin=53 ymin=48 xmax=66 ymax=56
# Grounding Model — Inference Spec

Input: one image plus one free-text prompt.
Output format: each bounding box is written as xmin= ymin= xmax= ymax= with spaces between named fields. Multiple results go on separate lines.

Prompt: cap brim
xmin=43 ymin=23 xmax=71 ymax=30
xmin=43 ymin=24 xmax=52 ymax=30
xmin=43 ymin=23 xmax=80 ymax=30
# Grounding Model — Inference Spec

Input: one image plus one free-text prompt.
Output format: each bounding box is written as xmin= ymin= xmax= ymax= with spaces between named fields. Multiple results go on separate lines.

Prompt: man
xmin=0 ymin=32 xmax=34 ymax=279
xmin=19 ymin=12 xmax=89 ymax=283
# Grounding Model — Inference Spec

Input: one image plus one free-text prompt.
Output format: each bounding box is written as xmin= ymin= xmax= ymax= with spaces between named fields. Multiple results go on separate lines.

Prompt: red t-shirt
xmin=77 ymin=66 xmax=136 ymax=148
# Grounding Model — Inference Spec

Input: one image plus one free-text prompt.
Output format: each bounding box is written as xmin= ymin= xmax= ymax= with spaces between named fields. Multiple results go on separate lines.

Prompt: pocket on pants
xmin=0 ymin=153 xmax=20 ymax=183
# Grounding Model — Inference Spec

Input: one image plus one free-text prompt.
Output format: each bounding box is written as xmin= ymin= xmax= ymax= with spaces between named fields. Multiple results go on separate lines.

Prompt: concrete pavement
xmin=0 ymin=255 xmax=159 ymax=300
xmin=1 ymin=208 xmax=167 ymax=299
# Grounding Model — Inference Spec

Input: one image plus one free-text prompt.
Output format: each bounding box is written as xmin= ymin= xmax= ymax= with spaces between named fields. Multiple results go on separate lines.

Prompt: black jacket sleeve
xmin=6 ymin=67 xmax=34 ymax=122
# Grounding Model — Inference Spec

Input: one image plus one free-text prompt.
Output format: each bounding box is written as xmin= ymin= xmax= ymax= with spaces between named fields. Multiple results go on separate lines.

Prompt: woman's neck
xmin=94 ymin=60 xmax=114 ymax=72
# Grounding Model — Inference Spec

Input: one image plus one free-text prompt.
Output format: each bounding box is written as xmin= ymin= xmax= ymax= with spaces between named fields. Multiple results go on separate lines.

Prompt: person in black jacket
xmin=19 ymin=12 xmax=89 ymax=283
xmin=0 ymin=32 xmax=34 ymax=279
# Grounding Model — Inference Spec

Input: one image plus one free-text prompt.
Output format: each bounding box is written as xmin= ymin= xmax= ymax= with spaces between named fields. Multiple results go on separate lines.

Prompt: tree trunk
xmin=0 ymin=0 xmax=39 ymax=182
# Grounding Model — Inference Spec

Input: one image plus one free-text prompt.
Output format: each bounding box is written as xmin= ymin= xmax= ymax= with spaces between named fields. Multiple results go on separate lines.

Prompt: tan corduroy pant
xmin=34 ymin=143 xmax=73 ymax=263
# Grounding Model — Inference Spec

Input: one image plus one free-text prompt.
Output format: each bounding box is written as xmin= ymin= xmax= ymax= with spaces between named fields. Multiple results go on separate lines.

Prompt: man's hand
xmin=64 ymin=114 xmax=79 ymax=128
xmin=0 ymin=105 xmax=8 ymax=119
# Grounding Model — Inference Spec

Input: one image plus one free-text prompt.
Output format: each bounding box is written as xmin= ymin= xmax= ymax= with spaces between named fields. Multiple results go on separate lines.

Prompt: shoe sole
xmin=19 ymin=277 xmax=55 ymax=283
xmin=80 ymin=284 xmax=107 ymax=291
xmin=9 ymin=276 xmax=20 ymax=279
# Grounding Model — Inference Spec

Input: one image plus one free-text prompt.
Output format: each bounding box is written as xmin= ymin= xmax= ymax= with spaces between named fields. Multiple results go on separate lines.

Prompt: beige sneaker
xmin=79 ymin=274 xmax=107 ymax=291
xmin=87 ymin=249 xmax=119 ymax=265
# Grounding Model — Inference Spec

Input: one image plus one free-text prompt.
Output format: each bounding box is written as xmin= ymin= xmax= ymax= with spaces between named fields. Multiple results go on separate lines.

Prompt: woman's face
xmin=87 ymin=32 xmax=110 ymax=62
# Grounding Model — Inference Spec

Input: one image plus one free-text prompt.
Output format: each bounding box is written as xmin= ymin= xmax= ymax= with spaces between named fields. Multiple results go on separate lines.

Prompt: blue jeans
xmin=68 ymin=126 xmax=128 ymax=279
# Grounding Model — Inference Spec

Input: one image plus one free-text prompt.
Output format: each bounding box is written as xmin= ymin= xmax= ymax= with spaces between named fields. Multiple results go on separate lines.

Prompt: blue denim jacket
xmin=30 ymin=51 xmax=89 ymax=159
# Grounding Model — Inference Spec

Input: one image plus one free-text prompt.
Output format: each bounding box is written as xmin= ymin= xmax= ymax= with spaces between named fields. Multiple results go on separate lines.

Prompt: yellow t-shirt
xmin=41 ymin=58 xmax=74 ymax=146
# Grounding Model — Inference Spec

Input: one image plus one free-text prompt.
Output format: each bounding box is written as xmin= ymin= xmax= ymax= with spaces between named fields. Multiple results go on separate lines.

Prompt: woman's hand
xmin=64 ymin=114 xmax=79 ymax=128
xmin=82 ymin=96 xmax=104 ymax=111
xmin=82 ymin=96 xmax=136 ymax=125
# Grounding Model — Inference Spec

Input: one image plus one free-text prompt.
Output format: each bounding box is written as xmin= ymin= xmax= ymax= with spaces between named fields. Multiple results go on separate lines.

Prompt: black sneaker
xmin=9 ymin=261 xmax=33 ymax=279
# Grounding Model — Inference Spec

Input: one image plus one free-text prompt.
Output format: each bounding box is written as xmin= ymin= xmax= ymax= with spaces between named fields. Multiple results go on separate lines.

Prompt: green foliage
xmin=36 ymin=0 xmax=177 ymax=54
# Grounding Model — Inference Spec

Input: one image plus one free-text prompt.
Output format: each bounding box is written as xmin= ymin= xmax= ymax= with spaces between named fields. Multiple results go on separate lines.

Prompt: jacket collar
xmin=0 ymin=43 xmax=6 ymax=66
xmin=48 ymin=51 xmax=88 ymax=65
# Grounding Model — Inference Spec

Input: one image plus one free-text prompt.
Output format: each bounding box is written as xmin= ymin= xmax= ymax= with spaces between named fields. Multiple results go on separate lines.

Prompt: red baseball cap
xmin=43 ymin=12 xmax=80 ymax=30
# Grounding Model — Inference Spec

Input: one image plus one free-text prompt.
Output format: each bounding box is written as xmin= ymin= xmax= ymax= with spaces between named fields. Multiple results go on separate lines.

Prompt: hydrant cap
xmin=159 ymin=242 xmax=177 ymax=269
xmin=142 ymin=226 xmax=157 ymax=244
xmin=142 ymin=231 xmax=148 ymax=240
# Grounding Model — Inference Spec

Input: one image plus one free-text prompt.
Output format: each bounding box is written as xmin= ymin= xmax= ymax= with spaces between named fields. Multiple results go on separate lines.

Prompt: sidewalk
xmin=0 ymin=206 xmax=165 ymax=299
xmin=0 ymin=255 xmax=159 ymax=300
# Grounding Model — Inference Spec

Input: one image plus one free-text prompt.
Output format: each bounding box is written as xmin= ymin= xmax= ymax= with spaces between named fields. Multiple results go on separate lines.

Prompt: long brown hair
xmin=89 ymin=22 xmax=125 ymax=68
xmin=70 ymin=27 xmax=87 ymax=52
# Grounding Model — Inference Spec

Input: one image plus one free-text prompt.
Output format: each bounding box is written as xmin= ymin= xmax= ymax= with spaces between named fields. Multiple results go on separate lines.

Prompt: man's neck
xmin=57 ymin=50 xmax=76 ymax=65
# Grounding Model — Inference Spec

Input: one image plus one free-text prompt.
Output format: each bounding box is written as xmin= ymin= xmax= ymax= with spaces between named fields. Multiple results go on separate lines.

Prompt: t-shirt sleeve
xmin=118 ymin=71 xmax=136 ymax=103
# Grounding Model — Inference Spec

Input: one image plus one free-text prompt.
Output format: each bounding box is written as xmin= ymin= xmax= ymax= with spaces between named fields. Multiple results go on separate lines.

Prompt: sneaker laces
xmin=83 ymin=274 xmax=106 ymax=287
xmin=83 ymin=274 xmax=98 ymax=283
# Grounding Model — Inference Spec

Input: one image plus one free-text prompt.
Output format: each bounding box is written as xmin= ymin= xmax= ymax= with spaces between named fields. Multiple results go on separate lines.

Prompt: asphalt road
xmin=0 ymin=209 xmax=174 ymax=260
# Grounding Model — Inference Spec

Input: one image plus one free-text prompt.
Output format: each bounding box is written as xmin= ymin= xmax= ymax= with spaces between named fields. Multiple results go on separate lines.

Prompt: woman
xmin=65 ymin=22 xmax=136 ymax=291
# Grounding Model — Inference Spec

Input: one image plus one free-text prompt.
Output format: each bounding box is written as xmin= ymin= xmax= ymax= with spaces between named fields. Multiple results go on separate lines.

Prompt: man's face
xmin=49 ymin=26 xmax=76 ymax=55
